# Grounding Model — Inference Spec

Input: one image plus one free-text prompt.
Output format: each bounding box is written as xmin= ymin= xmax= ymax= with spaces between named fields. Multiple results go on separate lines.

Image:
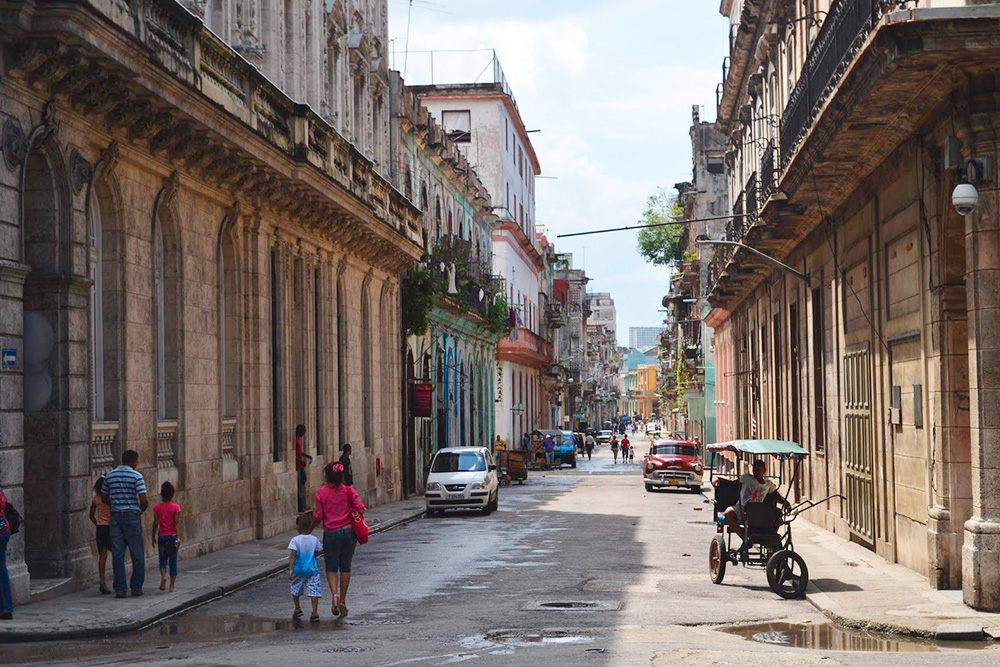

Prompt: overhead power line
xmin=556 ymin=214 xmax=747 ymax=239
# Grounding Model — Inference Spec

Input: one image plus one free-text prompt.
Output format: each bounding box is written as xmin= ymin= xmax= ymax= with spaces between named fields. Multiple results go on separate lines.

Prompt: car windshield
xmin=431 ymin=451 xmax=486 ymax=473
xmin=651 ymin=444 xmax=697 ymax=458
xmin=600 ymin=430 xmax=612 ymax=436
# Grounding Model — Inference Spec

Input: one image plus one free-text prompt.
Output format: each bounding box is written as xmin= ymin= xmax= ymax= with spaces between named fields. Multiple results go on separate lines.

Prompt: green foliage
xmin=402 ymin=266 xmax=434 ymax=336
xmin=636 ymin=187 xmax=685 ymax=267
xmin=487 ymin=297 xmax=512 ymax=336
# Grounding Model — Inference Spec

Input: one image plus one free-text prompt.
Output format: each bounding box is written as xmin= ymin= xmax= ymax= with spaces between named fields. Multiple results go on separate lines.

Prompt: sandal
xmin=338 ymin=602 xmax=348 ymax=618
xmin=332 ymin=595 xmax=341 ymax=617
xmin=310 ymin=612 xmax=320 ymax=623
xmin=292 ymin=609 xmax=304 ymax=620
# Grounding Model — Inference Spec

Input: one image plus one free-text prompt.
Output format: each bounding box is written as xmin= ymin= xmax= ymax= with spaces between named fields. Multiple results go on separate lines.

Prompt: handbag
xmin=4 ymin=502 xmax=20 ymax=535
xmin=351 ymin=510 xmax=369 ymax=545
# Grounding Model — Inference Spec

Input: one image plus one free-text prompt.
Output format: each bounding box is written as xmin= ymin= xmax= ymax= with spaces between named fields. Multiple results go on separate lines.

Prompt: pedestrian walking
xmin=621 ymin=435 xmax=631 ymax=464
xmin=151 ymin=481 xmax=181 ymax=592
xmin=0 ymin=474 xmax=13 ymax=619
xmin=89 ymin=477 xmax=112 ymax=594
xmin=295 ymin=424 xmax=313 ymax=512
xmin=584 ymin=433 xmax=595 ymax=461
xmin=102 ymin=450 xmax=149 ymax=598
xmin=610 ymin=436 xmax=619 ymax=464
xmin=288 ymin=513 xmax=323 ymax=622
xmin=543 ymin=434 xmax=555 ymax=468
xmin=338 ymin=444 xmax=354 ymax=487
xmin=312 ymin=462 xmax=366 ymax=618
xmin=629 ymin=444 xmax=635 ymax=464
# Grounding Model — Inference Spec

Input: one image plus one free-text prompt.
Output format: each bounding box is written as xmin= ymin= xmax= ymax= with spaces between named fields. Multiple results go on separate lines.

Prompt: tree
xmin=636 ymin=187 xmax=685 ymax=267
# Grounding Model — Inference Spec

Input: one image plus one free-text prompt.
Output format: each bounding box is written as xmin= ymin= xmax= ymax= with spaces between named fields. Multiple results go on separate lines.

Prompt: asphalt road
xmin=6 ymin=435 xmax=999 ymax=666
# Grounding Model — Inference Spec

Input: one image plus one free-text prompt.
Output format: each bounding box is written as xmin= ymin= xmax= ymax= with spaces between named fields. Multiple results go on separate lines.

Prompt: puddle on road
xmin=719 ymin=621 xmax=991 ymax=652
xmin=462 ymin=629 xmax=595 ymax=652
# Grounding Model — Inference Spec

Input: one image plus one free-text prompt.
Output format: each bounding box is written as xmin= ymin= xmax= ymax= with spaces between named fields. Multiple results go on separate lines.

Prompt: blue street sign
xmin=2 ymin=349 xmax=16 ymax=369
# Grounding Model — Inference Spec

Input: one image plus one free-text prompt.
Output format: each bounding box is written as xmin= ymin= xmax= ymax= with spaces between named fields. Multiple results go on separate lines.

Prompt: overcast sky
xmin=388 ymin=0 xmax=729 ymax=345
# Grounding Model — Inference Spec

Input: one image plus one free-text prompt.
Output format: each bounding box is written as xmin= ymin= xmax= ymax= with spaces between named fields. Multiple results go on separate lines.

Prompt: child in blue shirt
xmin=287 ymin=513 xmax=323 ymax=622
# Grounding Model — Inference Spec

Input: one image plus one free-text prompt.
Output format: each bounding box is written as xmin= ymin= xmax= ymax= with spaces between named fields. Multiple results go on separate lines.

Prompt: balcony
xmin=426 ymin=236 xmax=505 ymax=324
xmin=91 ymin=421 xmax=119 ymax=477
xmin=546 ymin=302 xmax=567 ymax=329
xmin=498 ymin=327 xmax=554 ymax=368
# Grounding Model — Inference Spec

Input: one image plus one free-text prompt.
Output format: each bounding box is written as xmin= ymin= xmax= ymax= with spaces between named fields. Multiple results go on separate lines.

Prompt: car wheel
xmin=482 ymin=495 xmax=493 ymax=516
xmin=570 ymin=458 xmax=577 ymax=469
xmin=690 ymin=485 xmax=703 ymax=494
xmin=426 ymin=509 xmax=437 ymax=517
xmin=710 ymin=535 xmax=727 ymax=585
xmin=645 ymin=483 xmax=654 ymax=492
xmin=766 ymin=550 xmax=809 ymax=599
xmin=490 ymin=492 xmax=499 ymax=512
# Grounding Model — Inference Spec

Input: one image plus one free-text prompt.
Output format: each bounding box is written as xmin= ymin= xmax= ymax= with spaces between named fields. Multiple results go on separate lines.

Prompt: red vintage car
xmin=643 ymin=440 xmax=703 ymax=493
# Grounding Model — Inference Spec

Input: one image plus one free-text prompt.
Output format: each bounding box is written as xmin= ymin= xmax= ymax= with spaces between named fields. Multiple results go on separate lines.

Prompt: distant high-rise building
xmin=629 ymin=326 xmax=661 ymax=349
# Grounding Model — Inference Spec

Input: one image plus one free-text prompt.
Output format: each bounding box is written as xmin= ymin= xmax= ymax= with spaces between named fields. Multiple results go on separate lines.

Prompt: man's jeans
xmin=110 ymin=512 xmax=144 ymax=594
xmin=0 ymin=530 xmax=12 ymax=614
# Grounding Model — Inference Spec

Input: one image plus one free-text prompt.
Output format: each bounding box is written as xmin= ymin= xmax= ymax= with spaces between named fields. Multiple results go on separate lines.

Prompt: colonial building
xmin=0 ymin=0 xmax=420 ymax=604
xmin=412 ymin=62 xmax=553 ymax=445
xmin=707 ymin=0 xmax=1000 ymax=609
xmin=552 ymin=252 xmax=588 ymax=430
xmin=662 ymin=105 xmax=729 ymax=445
xmin=584 ymin=292 xmax=620 ymax=427
xmin=389 ymin=73 xmax=505 ymax=491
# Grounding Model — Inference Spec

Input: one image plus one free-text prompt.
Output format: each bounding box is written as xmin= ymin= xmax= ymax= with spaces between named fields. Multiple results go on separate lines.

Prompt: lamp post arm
xmin=697 ymin=239 xmax=809 ymax=283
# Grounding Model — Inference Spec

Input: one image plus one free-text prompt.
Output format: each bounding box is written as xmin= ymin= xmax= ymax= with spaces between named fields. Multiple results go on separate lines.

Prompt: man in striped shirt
xmin=101 ymin=450 xmax=148 ymax=598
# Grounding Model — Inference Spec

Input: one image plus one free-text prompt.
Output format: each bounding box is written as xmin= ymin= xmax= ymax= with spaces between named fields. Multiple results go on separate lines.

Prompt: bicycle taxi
xmin=707 ymin=439 xmax=841 ymax=599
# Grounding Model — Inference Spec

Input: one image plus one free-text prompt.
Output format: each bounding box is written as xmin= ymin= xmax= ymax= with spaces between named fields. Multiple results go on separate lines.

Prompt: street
xmin=4 ymin=435 xmax=997 ymax=666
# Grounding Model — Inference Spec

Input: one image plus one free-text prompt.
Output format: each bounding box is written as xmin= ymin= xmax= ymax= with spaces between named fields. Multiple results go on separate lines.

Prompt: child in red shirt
xmin=151 ymin=482 xmax=182 ymax=592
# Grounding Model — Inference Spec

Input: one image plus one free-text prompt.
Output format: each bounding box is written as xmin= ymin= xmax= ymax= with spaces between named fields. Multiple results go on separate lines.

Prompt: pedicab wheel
xmin=709 ymin=535 xmax=727 ymax=585
xmin=766 ymin=549 xmax=809 ymax=599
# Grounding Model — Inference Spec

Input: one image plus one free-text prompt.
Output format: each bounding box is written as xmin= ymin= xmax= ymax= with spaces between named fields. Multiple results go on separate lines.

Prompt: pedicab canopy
xmin=707 ymin=440 xmax=809 ymax=458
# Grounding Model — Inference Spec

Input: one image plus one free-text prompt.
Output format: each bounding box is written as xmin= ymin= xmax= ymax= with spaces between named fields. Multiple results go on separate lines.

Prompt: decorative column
xmin=962 ymin=118 xmax=1000 ymax=609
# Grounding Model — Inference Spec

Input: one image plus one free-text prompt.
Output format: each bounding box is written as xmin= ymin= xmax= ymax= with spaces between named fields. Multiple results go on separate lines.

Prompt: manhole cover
xmin=346 ymin=618 xmax=412 ymax=626
xmin=314 ymin=646 xmax=375 ymax=653
xmin=523 ymin=600 xmax=621 ymax=611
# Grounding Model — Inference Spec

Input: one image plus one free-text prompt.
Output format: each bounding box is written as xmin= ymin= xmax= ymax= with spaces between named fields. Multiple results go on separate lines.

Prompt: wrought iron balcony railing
xmin=780 ymin=0 xmax=906 ymax=169
xmin=760 ymin=140 xmax=777 ymax=203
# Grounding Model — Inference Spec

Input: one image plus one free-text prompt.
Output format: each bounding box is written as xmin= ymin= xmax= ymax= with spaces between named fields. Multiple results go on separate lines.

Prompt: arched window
xmin=337 ymin=270 xmax=348 ymax=445
xmin=219 ymin=228 xmax=238 ymax=419
xmin=361 ymin=280 xmax=373 ymax=448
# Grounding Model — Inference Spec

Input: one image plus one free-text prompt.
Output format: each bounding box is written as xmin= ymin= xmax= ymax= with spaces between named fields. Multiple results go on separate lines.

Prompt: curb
xmin=0 ymin=508 xmax=426 ymax=643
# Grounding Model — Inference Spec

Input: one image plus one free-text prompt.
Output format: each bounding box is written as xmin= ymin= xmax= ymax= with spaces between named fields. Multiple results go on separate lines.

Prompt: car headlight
xmin=426 ymin=482 xmax=442 ymax=491
xmin=470 ymin=482 xmax=483 ymax=490
xmin=695 ymin=464 xmax=703 ymax=473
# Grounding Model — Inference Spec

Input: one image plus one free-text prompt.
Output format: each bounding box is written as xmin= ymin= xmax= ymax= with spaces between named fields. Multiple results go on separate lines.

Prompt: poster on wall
xmin=411 ymin=382 xmax=433 ymax=418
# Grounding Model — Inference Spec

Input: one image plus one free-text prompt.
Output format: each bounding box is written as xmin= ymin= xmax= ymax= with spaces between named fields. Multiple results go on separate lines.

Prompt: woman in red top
xmin=312 ymin=462 xmax=365 ymax=618
xmin=0 ymin=478 xmax=12 ymax=619
xmin=150 ymin=482 xmax=182 ymax=592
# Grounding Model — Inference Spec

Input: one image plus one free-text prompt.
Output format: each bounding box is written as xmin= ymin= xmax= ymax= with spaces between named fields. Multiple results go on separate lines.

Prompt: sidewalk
xmin=795 ymin=519 xmax=1000 ymax=640
xmin=0 ymin=497 xmax=426 ymax=643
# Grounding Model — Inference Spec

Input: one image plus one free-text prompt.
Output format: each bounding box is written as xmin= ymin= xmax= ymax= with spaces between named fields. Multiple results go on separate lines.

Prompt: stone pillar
xmin=962 ymin=177 xmax=1000 ymax=610
xmin=0 ymin=259 xmax=31 ymax=605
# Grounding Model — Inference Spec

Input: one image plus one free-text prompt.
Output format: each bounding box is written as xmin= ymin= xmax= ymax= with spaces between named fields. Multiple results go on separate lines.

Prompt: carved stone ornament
xmin=70 ymin=148 xmax=94 ymax=194
xmin=2 ymin=119 xmax=28 ymax=169
xmin=160 ymin=171 xmax=181 ymax=209
xmin=98 ymin=141 xmax=121 ymax=177
xmin=37 ymin=100 xmax=59 ymax=145
xmin=221 ymin=200 xmax=241 ymax=235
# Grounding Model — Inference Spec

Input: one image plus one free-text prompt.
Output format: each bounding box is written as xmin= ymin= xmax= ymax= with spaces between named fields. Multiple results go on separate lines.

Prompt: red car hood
xmin=645 ymin=455 xmax=698 ymax=468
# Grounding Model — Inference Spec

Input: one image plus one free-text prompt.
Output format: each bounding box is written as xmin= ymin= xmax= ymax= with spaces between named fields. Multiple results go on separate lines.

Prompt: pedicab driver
xmin=714 ymin=460 xmax=790 ymax=540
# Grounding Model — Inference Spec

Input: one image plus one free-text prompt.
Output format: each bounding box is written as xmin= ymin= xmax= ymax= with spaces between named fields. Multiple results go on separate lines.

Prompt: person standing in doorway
xmin=89 ymin=477 xmax=112 ymax=594
xmin=312 ymin=462 xmax=365 ymax=618
xmin=295 ymin=424 xmax=313 ymax=512
xmin=0 ymin=474 xmax=12 ymax=619
xmin=338 ymin=444 xmax=354 ymax=487
xmin=102 ymin=450 xmax=148 ymax=598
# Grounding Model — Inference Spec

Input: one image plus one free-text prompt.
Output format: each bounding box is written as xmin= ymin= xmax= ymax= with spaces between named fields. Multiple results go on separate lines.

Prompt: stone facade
xmin=389 ymin=74 xmax=503 ymax=491
xmin=707 ymin=0 xmax=1000 ymax=609
xmin=0 ymin=0 xmax=420 ymax=603
xmin=584 ymin=292 xmax=620 ymax=428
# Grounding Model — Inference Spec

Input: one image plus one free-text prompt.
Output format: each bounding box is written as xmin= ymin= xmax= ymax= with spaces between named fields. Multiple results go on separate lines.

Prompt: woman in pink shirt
xmin=150 ymin=482 xmax=182 ymax=592
xmin=311 ymin=462 xmax=365 ymax=618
